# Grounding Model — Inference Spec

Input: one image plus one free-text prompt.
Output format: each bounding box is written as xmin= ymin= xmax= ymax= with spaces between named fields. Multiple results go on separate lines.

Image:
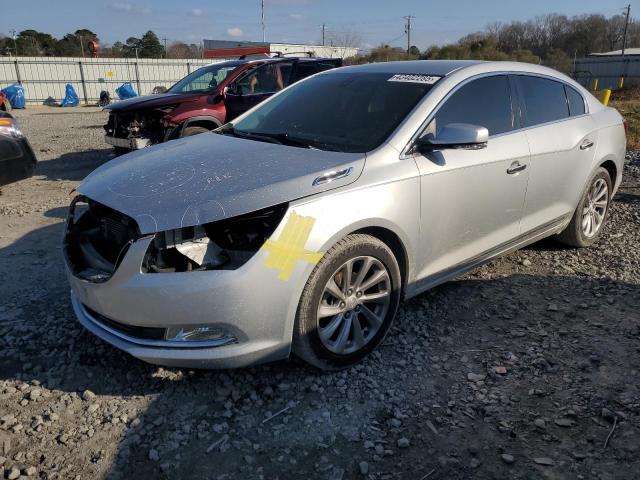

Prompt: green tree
xmin=544 ymin=48 xmax=572 ymax=73
xmin=139 ymin=31 xmax=163 ymax=58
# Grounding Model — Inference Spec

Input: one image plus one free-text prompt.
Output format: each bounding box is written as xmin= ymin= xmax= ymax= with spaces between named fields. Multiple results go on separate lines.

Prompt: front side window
xmin=517 ymin=75 xmax=569 ymax=126
xmin=168 ymin=65 xmax=237 ymax=93
xmin=231 ymin=72 xmax=435 ymax=153
xmin=235 ymin=63 xmax=291 ymax=95
xmin=426 ymin=75 xmax=515 ymax=137
xmin=565 ymin=85 xmax=586 ymax=117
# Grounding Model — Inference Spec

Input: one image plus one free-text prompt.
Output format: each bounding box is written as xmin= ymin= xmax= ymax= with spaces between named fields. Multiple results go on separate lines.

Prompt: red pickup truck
xmin=103 ymin=56 xmax=342 ymax=153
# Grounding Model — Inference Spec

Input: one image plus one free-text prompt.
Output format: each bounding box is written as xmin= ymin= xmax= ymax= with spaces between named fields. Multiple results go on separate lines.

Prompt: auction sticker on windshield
xmin=388 ymin=74 xmax=441 ymax=84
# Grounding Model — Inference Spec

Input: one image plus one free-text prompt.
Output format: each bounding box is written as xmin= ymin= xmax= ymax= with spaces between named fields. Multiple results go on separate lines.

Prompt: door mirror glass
xmin=416 ymin=123 xmax=488 ymax=152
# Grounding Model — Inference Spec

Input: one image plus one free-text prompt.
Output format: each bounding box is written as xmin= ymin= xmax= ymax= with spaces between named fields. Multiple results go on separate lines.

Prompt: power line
xmin=622 ymin=4 xmax=631 ymax=56
xmin=403 ymin=15 xmax=415 ymax=56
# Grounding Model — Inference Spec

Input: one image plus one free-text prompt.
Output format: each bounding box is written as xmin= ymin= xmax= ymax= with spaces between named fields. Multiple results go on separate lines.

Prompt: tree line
xmin=0 ymin=29 xmax=203 ymax=59
xmin=350 ymin=13 xmax=638 ymax=73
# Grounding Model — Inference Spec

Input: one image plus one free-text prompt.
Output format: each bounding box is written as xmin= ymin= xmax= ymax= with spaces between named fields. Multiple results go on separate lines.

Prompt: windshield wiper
xmin=217 ymin=126 xmax=343 ymax=151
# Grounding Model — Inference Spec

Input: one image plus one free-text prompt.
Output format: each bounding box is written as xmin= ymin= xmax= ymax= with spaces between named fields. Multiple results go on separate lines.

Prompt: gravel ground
xmin=0 ymin=107 xmax=639 ymax=480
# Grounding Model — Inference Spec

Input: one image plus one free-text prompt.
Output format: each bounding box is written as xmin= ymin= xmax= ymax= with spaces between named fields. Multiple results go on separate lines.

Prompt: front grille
xmin=84 ymin=304 xmax=166 ymax=341
xmin=64 ymin=196 xmax=140 ymax=282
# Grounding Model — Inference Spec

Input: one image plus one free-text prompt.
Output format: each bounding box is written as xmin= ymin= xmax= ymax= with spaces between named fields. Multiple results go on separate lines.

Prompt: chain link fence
xmin=0 ymin=57 xmax=221 ymax=105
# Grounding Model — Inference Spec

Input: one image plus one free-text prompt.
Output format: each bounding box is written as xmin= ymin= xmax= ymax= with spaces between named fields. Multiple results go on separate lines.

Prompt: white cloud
xmin=189 ymin=8 xmax=205 ymax=17
xmin=289 ymin=13 xmax=304 ymax=20
xmin=227 ymin=27 xmax=243 ymax=38
xmin=111 ymin=1 xmax=133 ymax=11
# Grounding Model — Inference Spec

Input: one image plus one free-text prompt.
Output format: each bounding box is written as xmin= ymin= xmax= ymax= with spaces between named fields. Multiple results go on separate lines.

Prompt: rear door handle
xmin=313 ymin=167 xmax=353 ymax=186
xmin=506 ymin=161 xmax=527 ymax=175
xmin=580 ymin=139 xmax=594 ymax=150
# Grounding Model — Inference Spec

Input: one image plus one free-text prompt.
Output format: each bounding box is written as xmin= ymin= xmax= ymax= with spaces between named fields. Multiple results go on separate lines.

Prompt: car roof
xmin=330 ymin=60 xmax=483 ymax=76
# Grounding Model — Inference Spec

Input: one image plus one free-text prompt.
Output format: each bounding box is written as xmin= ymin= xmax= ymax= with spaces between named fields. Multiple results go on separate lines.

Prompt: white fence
xmin=0 ymin=57 xmax=219 ymax=105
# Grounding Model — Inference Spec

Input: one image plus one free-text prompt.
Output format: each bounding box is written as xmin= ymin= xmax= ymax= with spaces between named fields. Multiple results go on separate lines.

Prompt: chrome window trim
xmin=401 ymin=70 xmax=591 ymax=159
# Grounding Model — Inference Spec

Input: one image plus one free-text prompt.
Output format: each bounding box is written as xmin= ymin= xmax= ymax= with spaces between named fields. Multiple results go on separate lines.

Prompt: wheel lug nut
xmin=339 ymin=302 xmax=345 ymax=309
xmin=356 ymin=291 xmax=362 ymax=297
xmin=347 ymin=289 xmax=353 ymax=295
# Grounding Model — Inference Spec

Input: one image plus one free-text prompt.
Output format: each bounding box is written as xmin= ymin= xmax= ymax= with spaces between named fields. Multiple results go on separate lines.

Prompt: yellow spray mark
xmin=262 ymin=212 xmax=323 ymax=281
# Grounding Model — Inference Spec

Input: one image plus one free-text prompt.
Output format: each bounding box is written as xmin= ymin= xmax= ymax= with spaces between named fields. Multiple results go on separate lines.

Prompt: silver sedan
xmin=64 ymin=60 xmax=626 ymax=370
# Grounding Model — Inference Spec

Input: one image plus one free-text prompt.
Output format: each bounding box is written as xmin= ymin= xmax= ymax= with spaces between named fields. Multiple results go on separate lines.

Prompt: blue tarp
xmin=1 ymin=84 xmax=26 ymax=109
xmin=115 ymin=82 xmax=137 ymax=99
xmin=60 ymin=84 xmax=79 ymax=107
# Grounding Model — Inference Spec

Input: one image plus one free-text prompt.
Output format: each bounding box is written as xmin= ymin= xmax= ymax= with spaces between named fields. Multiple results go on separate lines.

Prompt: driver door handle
xmin=506 ymin=161 xmax=527 ymax=175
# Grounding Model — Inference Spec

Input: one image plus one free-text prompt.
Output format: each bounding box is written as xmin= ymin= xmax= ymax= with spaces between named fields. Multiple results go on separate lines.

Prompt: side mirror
xmin=208 ymin=93 xmax=224 ymax=105
xmin=414 ymin=123 xmax=489 ymax=153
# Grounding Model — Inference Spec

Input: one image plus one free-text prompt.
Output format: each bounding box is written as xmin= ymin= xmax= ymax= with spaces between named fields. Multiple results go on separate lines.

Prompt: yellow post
xmin=592 ymin=78 xmax=598 ymax=92
xmin=618 ymin=77 xmax=625 ymax=89
xmin=595 ymin=89 xmax=611 ymax=106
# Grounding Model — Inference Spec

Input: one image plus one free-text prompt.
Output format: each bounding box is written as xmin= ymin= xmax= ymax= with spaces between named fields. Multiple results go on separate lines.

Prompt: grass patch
xmin=609 ymin=88 xmax=640 ymax=151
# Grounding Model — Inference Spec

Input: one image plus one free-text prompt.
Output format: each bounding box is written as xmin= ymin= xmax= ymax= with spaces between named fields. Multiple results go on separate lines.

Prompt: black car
xmin=0 ymin=111 xmax=36 ymax=187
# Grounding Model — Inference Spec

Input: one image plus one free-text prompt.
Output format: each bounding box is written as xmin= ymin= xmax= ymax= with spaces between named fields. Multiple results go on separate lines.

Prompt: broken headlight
xmin=142 ymin=204 xmax=288 ymax=273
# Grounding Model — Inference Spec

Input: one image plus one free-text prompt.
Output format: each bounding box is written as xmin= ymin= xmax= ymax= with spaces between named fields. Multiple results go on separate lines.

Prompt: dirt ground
xmin=0 ymin=107 xmax=639 ymax=480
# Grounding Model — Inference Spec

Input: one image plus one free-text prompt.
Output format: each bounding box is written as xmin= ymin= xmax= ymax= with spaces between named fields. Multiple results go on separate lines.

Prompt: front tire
xmin=293 ymin=234 xmax=401 ymax=370
xmin=557 ymin=167 xmax=612 ymax=248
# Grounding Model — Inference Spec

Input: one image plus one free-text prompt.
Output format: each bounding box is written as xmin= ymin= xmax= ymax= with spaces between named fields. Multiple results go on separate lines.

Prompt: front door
xmin=412 ymin=74 xmax=530 ymax=280
xmin=225 ymin=62 xmax=293 ymax=121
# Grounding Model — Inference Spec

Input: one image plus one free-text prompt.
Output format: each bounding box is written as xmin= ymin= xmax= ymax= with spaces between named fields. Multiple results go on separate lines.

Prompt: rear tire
xmin=181 ymin=126 xmax=210 ymax=137
xmin=293 ymin=234 xmax=401 ymax=370
xmin=113 ymin=147 xmax=130 ymax=156
xmin=557 ymin=167 xmax=612 ymax=248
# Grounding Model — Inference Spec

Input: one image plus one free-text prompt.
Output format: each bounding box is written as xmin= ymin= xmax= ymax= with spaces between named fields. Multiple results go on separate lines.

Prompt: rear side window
xmin=565 ymin=85 xmax=586 ymax=116
xmin=430 ymin=75 xmax=514 ymax=136
xmin=517 ymin=75 xmax=569 ymax=126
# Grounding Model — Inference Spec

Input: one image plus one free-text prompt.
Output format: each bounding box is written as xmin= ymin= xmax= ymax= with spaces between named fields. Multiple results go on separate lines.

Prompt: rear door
xmin=224 ymin=61 xmax=294 ymax=121
xmin=413 ymin=74 xmax=531 ymax=279
xmin=515 ymin=75 xmax=598 ymax=232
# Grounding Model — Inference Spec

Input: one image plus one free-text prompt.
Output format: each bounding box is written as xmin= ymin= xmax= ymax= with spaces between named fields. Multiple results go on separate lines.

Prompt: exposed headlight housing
xmin=0 ymin=116 xmax=24 ymax=138
xmin=142 ymin=203 xmax=288 ymax=273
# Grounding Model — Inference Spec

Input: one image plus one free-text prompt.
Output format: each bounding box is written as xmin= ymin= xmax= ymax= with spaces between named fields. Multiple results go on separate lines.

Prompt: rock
xmin=397 ymin=437 xmax=410 ymax=448
xmin=148 ymin=449 xmax=159 ymax=461
xmin=81 ymin=390 xmax=96 ymax=402
xmin=359 ymin=461 xmax=369 ymax=475
xmin=23 ymin=466 xmax=37 ymax=476
xmin=547 ymin=303 xmax=558 ymax=312
xmin=534 ymin=418 xmax=546 ymax=429
xmin=467 ymin=373 xmax=486 ymax=382
xmin=494 ymin=366 xmax=507 ymax=375
xmin=363 ymin=440 xmax=374 ymax=449
xmin=554 ymin=418 xmax=575 ymax=428
xmin=522 ymin=259 xmax=532 ymax=267
xmin=7 ymin=466 xmax=21 ymax=480
xmin=501 ymin=453 xmax=515 ymax=464
xmin=533 ymin=457 xmax=554 ymax=466
xmin=470 ymin=457 xmax=481 ymax=468
xmin=27 ymin=389 xmax=41 ymax=400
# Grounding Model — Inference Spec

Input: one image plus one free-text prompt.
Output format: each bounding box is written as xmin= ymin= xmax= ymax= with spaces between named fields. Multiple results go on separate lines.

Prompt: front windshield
xmin=168 ymin=64 xmax=238 ymax=94
xmin=231 ymin=72 xmax=436 ymax=153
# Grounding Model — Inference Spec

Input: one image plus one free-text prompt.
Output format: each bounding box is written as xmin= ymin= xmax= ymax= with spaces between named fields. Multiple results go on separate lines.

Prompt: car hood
xmin=105 ymin=92 xmax=202 ymax=112
xmin=77 ymin=133 xmax=365 ymax=234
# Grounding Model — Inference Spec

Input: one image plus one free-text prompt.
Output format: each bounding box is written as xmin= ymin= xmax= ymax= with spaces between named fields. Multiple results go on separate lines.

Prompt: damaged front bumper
xmin=64 ymin=214 xmax=306 ymax=369
xmin=104 ymin=134 xmax=150 ymax=150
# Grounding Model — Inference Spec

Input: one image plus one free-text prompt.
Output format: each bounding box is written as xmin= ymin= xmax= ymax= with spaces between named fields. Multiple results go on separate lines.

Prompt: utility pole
xmin=10 ymin=30 xmax=17 ymax=56
xmin=322 ymin=24 xmax=325 ymax=46
xmin=404 ymin=15 xmax=415 ymax=56
xmin=622 ymin=4 xmax=631 ymax=56
xmin=261 ymin=0 xmax=266 ymax=43
xmin=162 ymin=37 xmax=168 ymax=58
xmin=79 ymin=35 xmax=85 ymax=58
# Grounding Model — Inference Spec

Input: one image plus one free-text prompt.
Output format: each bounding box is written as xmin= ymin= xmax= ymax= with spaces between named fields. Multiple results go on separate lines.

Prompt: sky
xmin=2 ymin=0 xmax=635 ymax=51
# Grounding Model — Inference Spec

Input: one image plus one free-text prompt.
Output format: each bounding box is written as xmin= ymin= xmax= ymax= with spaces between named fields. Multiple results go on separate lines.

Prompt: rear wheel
xmin=557 ymin=167 xmax=612 ymax=247
xmin=293 ymin=234 xmax=401 ymax=370
xmin=181 ymin=126 xmax=211 ymax=137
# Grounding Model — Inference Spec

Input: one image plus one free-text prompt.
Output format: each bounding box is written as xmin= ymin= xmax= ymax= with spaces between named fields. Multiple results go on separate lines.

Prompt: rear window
xmin=565 ymin=85 xmax=586 ymax=116
xmin=517 ymin=75 xmax=569 ymax=127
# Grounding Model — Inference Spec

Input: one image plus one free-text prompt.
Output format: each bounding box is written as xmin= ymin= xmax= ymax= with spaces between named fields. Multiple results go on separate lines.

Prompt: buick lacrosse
xmin=64 ymin=60 xmax=625 ymax=370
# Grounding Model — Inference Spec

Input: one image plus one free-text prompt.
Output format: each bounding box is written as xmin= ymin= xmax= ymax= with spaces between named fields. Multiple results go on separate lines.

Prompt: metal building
xmin=574 ymin=50 xmax=640 ymax=90
xmin=203 ymin=40 xmax=358 ymax=60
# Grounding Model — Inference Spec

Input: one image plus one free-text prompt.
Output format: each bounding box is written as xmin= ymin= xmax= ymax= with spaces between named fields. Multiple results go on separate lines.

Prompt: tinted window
xmin=232 ymin=72 xmax=435 ymax=153
xmin=518 ymin=76 xmax=569 ymax=126
xmin=429 ymin=75 xmax=514 ymax=136
xmin=565 ymin=85 xmax=586 ymax=116
xmin=236 ymin=63 xmax=292 ymax=94
xmin=168 ymin=64 xmax=237 ymax=93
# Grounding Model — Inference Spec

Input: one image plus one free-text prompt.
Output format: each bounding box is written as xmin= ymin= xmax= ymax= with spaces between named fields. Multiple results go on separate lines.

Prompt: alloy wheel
xmin=316 ymin=256 xmax=391 ymax=355
xmin=582 ymin=177 xmax=608 ymax=238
